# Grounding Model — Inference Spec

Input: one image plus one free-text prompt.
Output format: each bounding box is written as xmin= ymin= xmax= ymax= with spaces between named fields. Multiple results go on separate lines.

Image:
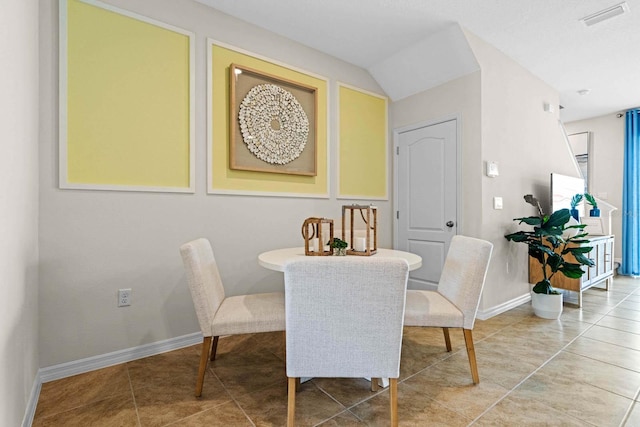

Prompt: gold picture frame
xmin=229 ymin=64 xmax=317 ymax=176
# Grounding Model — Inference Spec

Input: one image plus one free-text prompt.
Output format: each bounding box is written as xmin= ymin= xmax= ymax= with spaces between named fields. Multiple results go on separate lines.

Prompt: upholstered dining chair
xmin=404 ymin=235 xmax=493 ymax=384
xmin=180 ymin=238 xmax=286 ymax=397
xmin=284 ymin=257 xmax=409 ymax=427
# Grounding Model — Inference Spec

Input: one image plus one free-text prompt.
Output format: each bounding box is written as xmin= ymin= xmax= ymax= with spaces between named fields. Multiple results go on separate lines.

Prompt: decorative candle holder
xmin=342 ymin=204 xmax=377 ymax=256
xmin=301 ymin=217 xmax=334 ymax=256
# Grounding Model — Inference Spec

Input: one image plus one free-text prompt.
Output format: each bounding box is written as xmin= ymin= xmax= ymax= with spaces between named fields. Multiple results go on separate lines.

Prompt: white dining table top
xmin=258 ymin=247 xmax=422 ymax=272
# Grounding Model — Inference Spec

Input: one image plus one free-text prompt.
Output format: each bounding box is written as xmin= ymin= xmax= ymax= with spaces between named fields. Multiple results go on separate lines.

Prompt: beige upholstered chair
xmin=284 ymin=257 xmax=409 ymax=427
xmin=180 ymin=238 xmax=286 ymax=397
xmin=404 ymin=235 xmax=493 ymax=384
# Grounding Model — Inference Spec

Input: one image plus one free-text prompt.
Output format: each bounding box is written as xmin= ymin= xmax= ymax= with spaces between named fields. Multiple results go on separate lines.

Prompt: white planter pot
xmin=531 ymin=291 xmax=563 ymax=319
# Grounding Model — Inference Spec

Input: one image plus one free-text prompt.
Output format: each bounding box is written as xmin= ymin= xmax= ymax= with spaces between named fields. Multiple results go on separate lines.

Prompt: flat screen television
xmin=550 ymin=173 xmax=585 ymax=216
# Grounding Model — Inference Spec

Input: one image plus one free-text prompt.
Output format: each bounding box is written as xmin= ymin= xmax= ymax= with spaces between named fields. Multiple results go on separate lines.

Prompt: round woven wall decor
xmin=238 ymin=83 xmax=309 ymax=165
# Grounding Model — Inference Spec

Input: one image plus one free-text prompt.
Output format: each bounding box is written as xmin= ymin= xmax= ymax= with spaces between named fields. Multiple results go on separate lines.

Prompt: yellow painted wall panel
xmin=339 ymin=85 xmax=387 ymax=199
xmin=65 ymin=0 xmax=192 ymax=189
xmin=210 ymin=44 xmax=328 ymax=196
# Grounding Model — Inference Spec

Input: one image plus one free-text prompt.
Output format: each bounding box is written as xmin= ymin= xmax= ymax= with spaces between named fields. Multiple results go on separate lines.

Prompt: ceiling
xmin=197 ymin=0 xmax=640 ymax=123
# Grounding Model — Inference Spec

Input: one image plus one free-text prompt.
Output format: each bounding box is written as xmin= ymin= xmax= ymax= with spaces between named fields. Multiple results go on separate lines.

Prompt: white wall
xmin=392 ymin=29 xmax=578 ymax=316
xmin=39 ymin=0 xmax=388 ymax=366
xmin=464 ymin=30 xmax=580 ymax=312
xmin=565 ymin=114 xmax=624 ymax=259
xmin=0 ymin=0 xmax=40 ymax=424
xmin=389 ymin=72 xmax=483 ymax=237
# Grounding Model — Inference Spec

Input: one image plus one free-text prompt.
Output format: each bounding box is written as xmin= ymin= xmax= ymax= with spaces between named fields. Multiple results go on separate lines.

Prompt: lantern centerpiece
xmin=301 ymin=217 xmax=334 ymax=256
xmin=342 ymin=204 xmax=377 ymax=256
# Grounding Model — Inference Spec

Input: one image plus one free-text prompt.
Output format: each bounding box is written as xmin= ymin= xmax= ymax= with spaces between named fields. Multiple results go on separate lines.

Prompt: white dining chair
xmin=284 ymin=257 xmax=409 ymax=427
xmin=180 ymin=238 xmax=286 ymax=397
xmin=404 ymin=235 xmax=493 ymax=384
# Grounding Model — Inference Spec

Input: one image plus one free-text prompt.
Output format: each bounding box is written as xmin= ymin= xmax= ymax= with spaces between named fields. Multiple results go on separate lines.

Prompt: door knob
xmin=446 ymin=221 xmax=455 ymax=228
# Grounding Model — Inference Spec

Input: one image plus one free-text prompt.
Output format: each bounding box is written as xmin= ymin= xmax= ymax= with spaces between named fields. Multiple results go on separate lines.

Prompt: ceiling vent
xmin=581 ymin=2 xmax=629 ymax=26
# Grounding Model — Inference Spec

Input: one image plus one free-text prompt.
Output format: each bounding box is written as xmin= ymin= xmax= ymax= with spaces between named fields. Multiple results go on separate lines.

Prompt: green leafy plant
xmin=570 ymin=193 xmax=583 ymax=209
xmin=504 ymin=195 xmax=594 ymax=294
xmin=584 ymin=193 xmax=598 ymax=209
xmin=329 ymin=237 xmax=348 ymax=249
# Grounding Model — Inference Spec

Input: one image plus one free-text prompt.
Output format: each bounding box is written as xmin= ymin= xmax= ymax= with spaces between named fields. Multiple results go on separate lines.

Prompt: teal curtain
xmin=621 ymin=109 xmax=640 ymax=276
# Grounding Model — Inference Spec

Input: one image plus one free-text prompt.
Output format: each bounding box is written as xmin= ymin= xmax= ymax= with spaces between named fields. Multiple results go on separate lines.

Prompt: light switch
xmin=486 ymin=161 xmax=499 ymax=177
xmin=493 ymin=197 xmax=503 ymax=210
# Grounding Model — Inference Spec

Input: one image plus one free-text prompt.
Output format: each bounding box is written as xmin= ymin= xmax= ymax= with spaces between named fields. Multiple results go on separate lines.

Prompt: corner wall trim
xmin=476 ymin=293 xmax=530 ymax=320
xmin=22 ymin=331 xmax=202 ymax=426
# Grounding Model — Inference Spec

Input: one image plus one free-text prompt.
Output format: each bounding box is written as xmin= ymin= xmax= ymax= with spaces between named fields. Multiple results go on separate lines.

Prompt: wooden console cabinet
xmin=529 ymin=235 xmax=614 ymax=307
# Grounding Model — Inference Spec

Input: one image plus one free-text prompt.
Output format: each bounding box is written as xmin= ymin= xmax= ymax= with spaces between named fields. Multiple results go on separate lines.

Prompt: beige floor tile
xmin=473 ymin=394 xmax=594 ymax=426
xmin=32 ymin=393 xmax=138 ymax=427
xmin=618 ymin=300 xmax=640 ymax=311
xmin=134 ymin=379 xmax=232 ymax=426
xmin=623 ymin=402 xmax=640 ymax=426
xmin=235 ymin=380 xmax=345 ymax=427
xmin=566 ymin=336 xmax=640 ymax=372
xmin=209 ymin=349 xmax=286 ymax=398
xmin=538 ymin=351 xmax=640 ymax=400
xmin=582 ymin=324 xmax=640 ymax=350
xmin=127 ymin=347 xmax=209 ymax=391
xmin=609 ymin=307 xmax=640 ymax=322
xmin=557 ymin=307 xmax=606 ymax=324
xmin=312 ymin=377 xmax=381 ymax=408
xmin=398 ymin=329 xmax=455 ymax=379
xmin=596 ymin=315 xmax=640 ymax=334
xmin=350 ymin=383 xmax=472 ymax=426
xmin=315 ymin=410 xmax=367 ymax=426
xmin=33 ymin=298 xmax=640 ymax=426
xmin=402 ymin=362 xmax=509 ymax=419
xmin=625 ymin=294 xmax=640 ymax=303
xmin=167 ymin=401 xmax=253 ymax=426
xmin=514 ymin=370 xmax=633 ymax=426
xmin=35 ymin=364 xmax=132 ymax=418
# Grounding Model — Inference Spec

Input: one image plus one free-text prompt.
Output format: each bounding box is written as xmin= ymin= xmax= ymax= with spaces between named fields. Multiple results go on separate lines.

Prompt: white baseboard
xmin=22 ymin=376 xmax=41 ymax=427
xmin=476 ymin=293 xmax=531 ymax=320
xmin=22 ymin=332 xmax=202 ymax=427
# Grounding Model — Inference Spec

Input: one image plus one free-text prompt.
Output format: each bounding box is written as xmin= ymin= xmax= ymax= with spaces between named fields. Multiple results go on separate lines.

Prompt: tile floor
xmin=33 ymin=277 xmax=640 ymax=426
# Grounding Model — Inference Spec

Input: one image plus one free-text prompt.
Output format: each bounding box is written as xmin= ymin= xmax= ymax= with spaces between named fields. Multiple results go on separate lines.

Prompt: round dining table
xmin=258 ymin=247 xmax=422 ymax=272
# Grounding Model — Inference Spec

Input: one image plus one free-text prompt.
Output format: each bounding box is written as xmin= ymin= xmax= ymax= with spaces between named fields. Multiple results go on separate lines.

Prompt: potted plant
xmin=329 ymin=237 xmax=348 ymax=256
xmin=569 ymin=193 xmax=583 ymax=221
xmin=504 ymin=195 xmax=594 ymax=319
xmin=584 ymin=193 xmax=600 ymax=217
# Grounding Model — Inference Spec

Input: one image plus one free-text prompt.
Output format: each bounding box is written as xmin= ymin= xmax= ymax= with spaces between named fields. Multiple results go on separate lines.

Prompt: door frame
xmin=392 ymin=114 xmax=462 ymax=249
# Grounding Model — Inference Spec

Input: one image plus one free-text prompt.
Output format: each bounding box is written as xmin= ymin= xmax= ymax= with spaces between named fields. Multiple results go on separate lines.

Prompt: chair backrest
xmin=179 ymin=238 xmax=226 ymax=337
xmin=437 ymin=235 xmax=493 ymax=330
xmin=284 ymin=257 xmax=409 ymax=379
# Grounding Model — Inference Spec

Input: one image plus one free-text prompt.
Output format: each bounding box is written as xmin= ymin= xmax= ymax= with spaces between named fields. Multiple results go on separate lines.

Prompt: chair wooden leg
xmin=442 ymin=327 xmax=452 ymax=352
xmin=463 ymin=329 xmax=479 ymax=384
xmin=209 ymin=336 xmax=219 ymax=361
xmin=287 ymin=377 xmax=297 ymax=427
xmin=196 ymin=336 xmax=212 ymax=397
xmin=371 ymin=378 xmax=380 ymax=392
xmin=389 ymin=377 xmax=398 ymax=427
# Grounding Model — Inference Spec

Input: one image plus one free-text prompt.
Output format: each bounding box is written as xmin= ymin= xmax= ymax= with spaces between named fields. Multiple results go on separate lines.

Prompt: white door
xmin=394 ymin=119 xmax=458 ymax=290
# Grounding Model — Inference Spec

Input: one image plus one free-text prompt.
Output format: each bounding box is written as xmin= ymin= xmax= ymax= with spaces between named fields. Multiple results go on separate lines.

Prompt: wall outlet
xmin=118 ymin=289 xmax=131 ymax=307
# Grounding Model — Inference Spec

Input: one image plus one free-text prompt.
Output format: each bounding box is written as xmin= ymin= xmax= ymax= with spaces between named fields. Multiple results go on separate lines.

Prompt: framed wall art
xmin=208 ymin=40 xmax=329 ymax=198
xmin=60 ymin=0 xmax=194 ymax=193
xmin=337 ymin=83 xmax=388 ymax=200
xmin=230 ymin=64 xmax=317 ymax=176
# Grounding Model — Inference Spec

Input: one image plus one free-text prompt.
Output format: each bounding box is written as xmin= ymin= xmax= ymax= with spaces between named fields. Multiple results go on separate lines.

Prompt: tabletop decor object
xmin=584 ymin=193 xmax=600 ymax=217
xmin=329 ymin=238 xmax=348 ymax=256
xmin=301 ymin=217 xmax=334 ymax=256
xmin=342 ymin=204 xmax=377 ymax=256
xmin=504 ymin=195 xmax=594 ymax=319
xmin=570 ymin=193 xmax=583 ymax=221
